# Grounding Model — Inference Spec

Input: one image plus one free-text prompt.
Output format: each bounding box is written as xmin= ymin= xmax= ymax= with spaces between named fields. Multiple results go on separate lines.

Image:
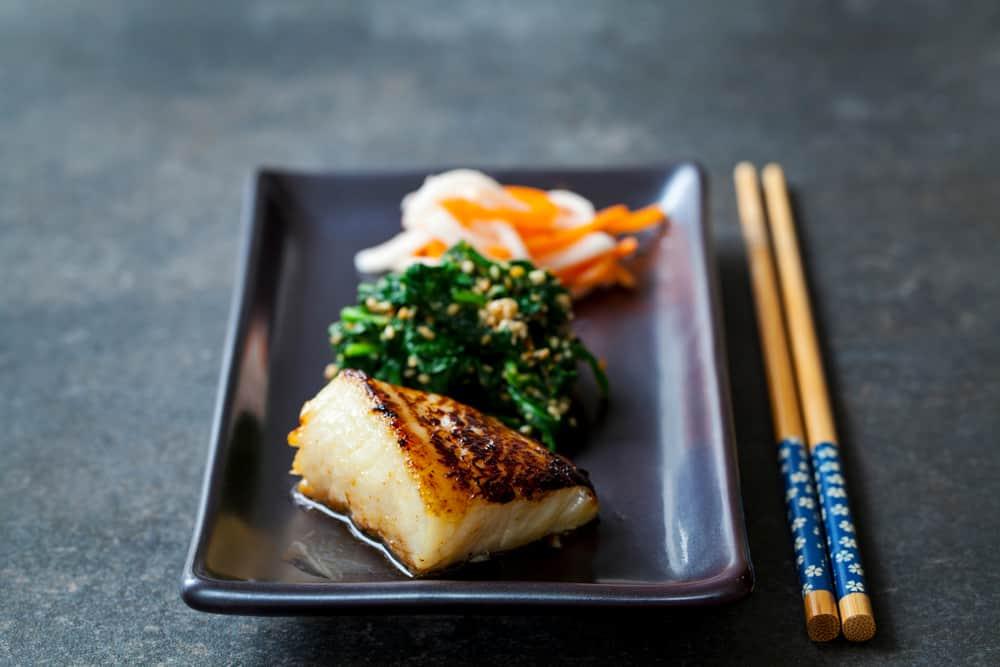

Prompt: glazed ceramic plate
xmin=181 ymin=165 xmax=753 ymax=613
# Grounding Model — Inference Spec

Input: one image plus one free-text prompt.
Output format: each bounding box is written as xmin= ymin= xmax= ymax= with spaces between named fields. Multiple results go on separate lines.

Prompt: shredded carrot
xmin=615 ymin=236 xmax=639 ymax=257
xmin=440 ymin=196 xmax=555 ymax=232
xmin=504 ymin=186 xmax=560 ymax=219
xmin=593 ymin=204 xmax=630 ymax=227
xmin=502 ymin=208 xmax=557 ymax=232
xmin=416 ymin=239 xmax=449 ymax=258
xmin=526 ymin=224 xmax=598 ymax=256
xmin=570 ymin=255 xmax=619 ymax=294
xmin=526 ymin=205 xmax=629 ymax=256
xmin=556 ymin=236 xmax=639 ymax=291
xmin=615 ymin=265 xmax=637 ymax=288
xmin=394 ymin=176 xmax=669 ymax=298
xmin=439 ymin=198 xmax=490 ymax=227
xmin=556 ymin=254 xmax=605 ymax=284
xmin=604 ymin=205 xmax=665 ymax=234
xmin=485 ymin=244 xmax=513 ymax=260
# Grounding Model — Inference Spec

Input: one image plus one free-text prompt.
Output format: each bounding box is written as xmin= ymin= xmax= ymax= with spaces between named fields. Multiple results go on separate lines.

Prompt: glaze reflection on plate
xmin=181 ymin=164 xmax=753 ymax=613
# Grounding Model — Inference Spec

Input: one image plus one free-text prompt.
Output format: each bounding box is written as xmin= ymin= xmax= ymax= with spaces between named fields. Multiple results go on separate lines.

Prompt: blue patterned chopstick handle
xmin=779 ymin=438 xmax=837 ymax=598
xmin=812 ymin=441 xmax=868 ymax=600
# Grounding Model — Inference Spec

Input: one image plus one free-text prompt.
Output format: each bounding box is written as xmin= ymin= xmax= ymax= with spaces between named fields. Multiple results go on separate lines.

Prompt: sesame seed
xmin=418 ymin=373 xmax=431 ymax=384
xmin=365 ymin=296 xmax=378 ymax=310
xmin=407 ymin=355 xmax=419 ymax=368
xmin=323 ymin=363 xmax=339 ymax=380
xmin=329 ymin=331 xmax=343 ymax=345
xmin=461 ymin=260 xmax=475 ymax=274
xmin=417 ymin=325 xmax=435 ymax=340
xmin=500 ymin=320 xmax=528 ymax=339
xmin=489 ymin=265 xmax=501 ymax=280
xmin=381 ymin=325 xmax=395 ymax=340
xmin=519 ymin=425 xmax=532 ymax=435
xmin=480 ymin=334 xmax=492 ymax=345
xmin=529 ymin=269 xmax=546 ymax=284
xmin=509 ymin=265 xmax=525 ymax=278
xmin=446 ymin=303 xmax=460 ymax=316
xmin=485 ymin=297 xmax=519 ymax=323
xmin=534 ymin=348 xmax=550 ymax=359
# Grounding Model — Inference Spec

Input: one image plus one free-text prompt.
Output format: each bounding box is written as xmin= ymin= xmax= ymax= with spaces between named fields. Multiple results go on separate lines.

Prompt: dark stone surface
xmin=2 ymin=1 xmax=997 ymax=664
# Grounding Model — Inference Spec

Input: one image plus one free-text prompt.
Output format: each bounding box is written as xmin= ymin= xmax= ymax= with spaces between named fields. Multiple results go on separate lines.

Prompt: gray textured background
xmin=2 ymin=1 xmax=999 ymax=664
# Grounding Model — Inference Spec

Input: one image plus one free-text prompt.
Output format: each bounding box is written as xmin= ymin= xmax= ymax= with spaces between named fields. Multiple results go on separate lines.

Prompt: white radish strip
xmin=411 ymin=209 xmax=487 ymax=247
xmin=547 ymin=189 xmax=595 ymax=228
xmin=536 ymin=232 xmax=616 ymax=271
xmin=486 ymin=220 xmax=530 ymax=259
xmin=354 ymin=229 xmax=432 ymax=273
xmin=401 ymin=169 xmax=520 ymax=229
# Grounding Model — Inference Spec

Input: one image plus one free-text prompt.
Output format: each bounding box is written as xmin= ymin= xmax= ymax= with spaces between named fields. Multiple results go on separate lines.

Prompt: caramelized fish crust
xmin=332 ymin=369 xmax=592 ymax=516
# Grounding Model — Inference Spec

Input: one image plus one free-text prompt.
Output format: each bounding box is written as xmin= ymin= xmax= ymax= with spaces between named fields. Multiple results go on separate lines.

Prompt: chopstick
xmin=734 ymin=163 xmax=841 ymax=642
xmin=761 ymin=163 xmax=876 ymax=642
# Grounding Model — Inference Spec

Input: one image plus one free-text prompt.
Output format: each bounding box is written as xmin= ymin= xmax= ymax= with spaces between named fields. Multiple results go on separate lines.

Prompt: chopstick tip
xmin=734 ymin=161 xmax=757 ymax=178
xmin=804 ymin=590 xmax=841 ymax=642
xmin=840 ymin=593 xmax=877 ymax=642
xmin=762 ymin=163 xmax=785 ymax=183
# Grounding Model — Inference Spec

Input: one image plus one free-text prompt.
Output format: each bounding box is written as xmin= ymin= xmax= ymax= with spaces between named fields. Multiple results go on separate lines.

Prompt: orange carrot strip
xmin=604 ymin=205 xmax=666 ymax=234
xmin=558 ymin=240 xmax=639 ymax=291
xmin=593 ymin=204 xmax=630 ymax=226
xmin=504 ymin=186 xmax=560 ymax=219
xmin=485 ymin=244 xmax=512 ymax=260
xmin=614 ymin=236 xmax=639 ymax=257
xmin=441 ymin=196 xmax=554 ymax=232
xmin=501 ymin=208 xmax=557 ymax=232
xmin=415 ymin=239 xmax=448 ymax=258
xmin=555 ymin=254 xmax=606 ymax=284
xmin=569 ymin=255 xmax=619 ymax=293
xmin=440 ymin=198 xmax=490 ymax=227
xmin=558 ymin=250 xmax=617 ymax=283
xmin=499 ymin=189 xmax=560 ymax=231
xmin=526 ymin=225 xmax=599 ymax=256
xmin=615 ymin=265 xmax=637 ymax=288
xmin=525 ymin=205 xmax=628 ymax=255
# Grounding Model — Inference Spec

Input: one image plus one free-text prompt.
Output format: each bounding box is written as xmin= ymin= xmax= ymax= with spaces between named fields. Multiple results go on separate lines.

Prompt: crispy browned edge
xmin=289 ymin=369 xmax=596 ymax=519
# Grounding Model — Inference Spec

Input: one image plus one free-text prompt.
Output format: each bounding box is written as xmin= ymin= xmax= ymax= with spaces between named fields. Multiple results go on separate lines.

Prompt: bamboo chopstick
xmin=761 ymin=163 xmax=876 ymax=642
xmin=734 ymin=163 xmax=841 ymax=642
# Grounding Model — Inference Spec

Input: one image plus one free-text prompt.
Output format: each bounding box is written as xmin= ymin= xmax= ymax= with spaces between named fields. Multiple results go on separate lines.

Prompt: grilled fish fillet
xmin=288 ymin=369 xmax=598 ymax=575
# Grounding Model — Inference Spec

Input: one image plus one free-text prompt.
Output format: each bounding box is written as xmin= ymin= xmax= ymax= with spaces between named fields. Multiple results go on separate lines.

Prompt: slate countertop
xmin=2 ymin=2 xmax=998 ymax=664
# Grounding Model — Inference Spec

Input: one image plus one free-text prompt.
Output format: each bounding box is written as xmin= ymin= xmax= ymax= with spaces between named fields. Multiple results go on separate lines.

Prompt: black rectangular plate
xmin=181 ymin=165 xmax=753 ymax=613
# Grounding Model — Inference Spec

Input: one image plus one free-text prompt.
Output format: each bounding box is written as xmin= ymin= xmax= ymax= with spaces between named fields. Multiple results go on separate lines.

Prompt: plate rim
xmin=180 ymin=163 xmax=754 ymax=614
